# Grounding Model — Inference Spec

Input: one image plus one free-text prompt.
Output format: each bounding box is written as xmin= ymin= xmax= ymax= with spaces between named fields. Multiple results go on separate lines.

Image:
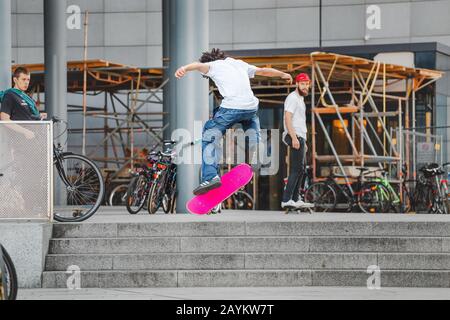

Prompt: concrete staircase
xmin=42 ymin=214 xmax=450 ymax=288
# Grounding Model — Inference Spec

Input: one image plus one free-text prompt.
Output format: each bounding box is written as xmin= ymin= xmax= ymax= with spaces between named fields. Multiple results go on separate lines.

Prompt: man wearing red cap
xmin=281 ymin=73 xmax=313 ymax=209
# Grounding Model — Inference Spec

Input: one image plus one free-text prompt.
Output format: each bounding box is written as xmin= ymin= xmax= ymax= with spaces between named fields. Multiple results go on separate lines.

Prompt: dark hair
xmin=13 ymin=66 xmax=30 ymax=79
xmin=199 ymin=48 xmax=227 ymax=63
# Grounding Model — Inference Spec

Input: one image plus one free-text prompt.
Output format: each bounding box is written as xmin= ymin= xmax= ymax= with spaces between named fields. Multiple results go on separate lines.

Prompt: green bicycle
xmin=364 ymin=168 xmax=404 ymax=213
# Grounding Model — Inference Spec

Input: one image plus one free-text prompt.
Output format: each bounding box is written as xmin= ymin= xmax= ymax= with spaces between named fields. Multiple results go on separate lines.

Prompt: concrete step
xmin=41 ymin=269 xmax=450 ymax=288
xmin=44 ymin=252 xmax=450 ymax=271
xmin=52 ymin=221 xmax=450 ymax=238
xmin=48 ymin=236 xmax=450 ymax=254
xmin=45 ymin=217 xmax=450 ymax=288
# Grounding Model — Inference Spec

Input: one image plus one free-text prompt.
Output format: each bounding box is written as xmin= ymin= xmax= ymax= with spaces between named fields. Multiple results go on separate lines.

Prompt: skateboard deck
xmin=187 ymin=163 xmax=253 ymax=215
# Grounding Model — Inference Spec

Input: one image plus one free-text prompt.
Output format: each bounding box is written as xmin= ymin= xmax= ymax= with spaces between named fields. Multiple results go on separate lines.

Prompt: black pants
xmin=282 ymin=135 xmax=306 ymax=202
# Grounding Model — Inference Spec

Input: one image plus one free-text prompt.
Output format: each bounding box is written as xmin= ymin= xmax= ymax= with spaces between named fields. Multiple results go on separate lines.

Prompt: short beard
xmin=297 ymin=87 xmax=309 ymax=97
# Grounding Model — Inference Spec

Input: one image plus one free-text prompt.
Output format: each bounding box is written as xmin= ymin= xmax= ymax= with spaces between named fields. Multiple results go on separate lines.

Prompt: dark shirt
xmin=0 ymin=91 xmax=39 ymax=121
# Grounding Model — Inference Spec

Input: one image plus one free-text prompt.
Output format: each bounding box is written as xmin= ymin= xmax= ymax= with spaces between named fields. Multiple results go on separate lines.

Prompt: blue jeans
xmin=201 ymin=107 xmax=260 ymax=182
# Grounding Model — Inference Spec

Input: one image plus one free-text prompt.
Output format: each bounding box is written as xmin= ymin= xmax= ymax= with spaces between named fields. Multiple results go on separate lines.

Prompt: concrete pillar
xmin=0 ymin=0 xmax=12 ymax=90
xmin=162 ymin=0 xmax=172 ymax=141
xmin=44 ymin=0 xmax=68 ymax=146
xmin=44 ymin=0 xmax=68 ymax=205
xmin=170 ymin=0 xmax=209 ymax=213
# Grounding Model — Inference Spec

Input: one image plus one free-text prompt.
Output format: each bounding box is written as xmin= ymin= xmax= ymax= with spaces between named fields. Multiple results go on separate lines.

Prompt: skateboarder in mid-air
xmin=175 ymin=48 xmax=293 ymax=195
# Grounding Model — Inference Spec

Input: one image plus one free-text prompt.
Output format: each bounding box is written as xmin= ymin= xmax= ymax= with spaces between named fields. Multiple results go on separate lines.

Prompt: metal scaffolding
xmin=238 ymin=52 xmax=443 ymax=190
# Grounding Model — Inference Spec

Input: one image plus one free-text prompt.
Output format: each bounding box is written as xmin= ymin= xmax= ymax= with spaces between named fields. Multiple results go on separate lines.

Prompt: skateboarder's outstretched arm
xmin=174 ymin=62 xmax=293 ymax=84
xmin=255 ymin=68 xmax=293 ymax=84
xmin=175 ymin=62 xmax=209 ymax=79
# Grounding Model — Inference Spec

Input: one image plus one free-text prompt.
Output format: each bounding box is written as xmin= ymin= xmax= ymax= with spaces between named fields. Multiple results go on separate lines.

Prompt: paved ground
xmin=67 ymin=207 xmax=450 ymax=224
xmin=17 ymin=286 xmax=450 ymax=300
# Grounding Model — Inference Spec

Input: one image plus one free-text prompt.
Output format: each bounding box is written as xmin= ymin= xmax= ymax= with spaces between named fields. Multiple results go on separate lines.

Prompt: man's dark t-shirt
xmin=0 ymin=91 xmax=39 ymax=120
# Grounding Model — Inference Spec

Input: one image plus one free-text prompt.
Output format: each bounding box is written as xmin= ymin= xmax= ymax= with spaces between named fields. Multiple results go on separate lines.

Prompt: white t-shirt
xmin=205 ymin=57 xmax=259 ymax=110
xmin=283 ymin=90 xmax=307 ymax=141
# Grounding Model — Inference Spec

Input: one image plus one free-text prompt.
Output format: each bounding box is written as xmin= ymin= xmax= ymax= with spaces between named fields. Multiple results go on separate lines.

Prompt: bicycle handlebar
xmin=51 ymin=117 xmax=70 ymax=148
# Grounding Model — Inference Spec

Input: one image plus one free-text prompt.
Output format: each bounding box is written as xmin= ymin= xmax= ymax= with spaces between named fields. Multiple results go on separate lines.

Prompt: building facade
xmin=10 ymin=0 xmax=450 ymax=66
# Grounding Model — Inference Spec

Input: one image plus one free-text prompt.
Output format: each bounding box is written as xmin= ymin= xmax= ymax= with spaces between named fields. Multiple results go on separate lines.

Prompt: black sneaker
xmin=193 ymin=176 xmax=222 ymax=195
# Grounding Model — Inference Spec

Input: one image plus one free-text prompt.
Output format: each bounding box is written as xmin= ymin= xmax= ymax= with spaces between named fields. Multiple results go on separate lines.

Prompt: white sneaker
xmin=281 ymin=200 xmax=297 ymax=208
xmin=294 ymin=199 xmax=314 ymax=208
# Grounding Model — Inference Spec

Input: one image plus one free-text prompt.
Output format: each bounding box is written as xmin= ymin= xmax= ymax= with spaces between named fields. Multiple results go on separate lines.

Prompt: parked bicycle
xmin=108 ymin=183 xmax=129 ymax=206
xmin=362 ymin=164 xmax=432 ymax=214
xmin=124 ymin=141 xmax=177 ymax=215
xmin=52 ymin=118 xmax=105 ymax=222
xmin=103 ymin=168 xmax=131 ymax=206
xmin=413 ymin=163 xmax=450 ymax=214
xmin=305 ymin=167 xmax=391 ymax=213
xmin=355 ymin=167 xmax=404 ymax=213
xmin=147 ymin=142 xmax=178 ymax=214
xmin=0 ymin=244 xmax=18 ymax=300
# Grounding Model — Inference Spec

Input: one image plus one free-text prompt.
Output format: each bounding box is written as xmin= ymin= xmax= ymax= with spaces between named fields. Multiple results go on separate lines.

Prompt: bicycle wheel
xmin=108 ymin=184 xmax=129 ymax=206
xmin=162 ymin=189 xmax=177 ymax=214
xmin=414 ymin=182 xmax=433 ymax=213
xmin=125 ymin=176 xmax=148 ymax=214
xmin=227 ymin=191 xmax=254 ymax=210
xmin=430 ymin=182 xmax=449 ymax=214
xmin=169 ymin=190 xmax=177 ymax=213
xmin=0 ymin=245 xmax=18 ymax=301
xmin=439 ymin=182 xmax=449 ymax=214
xmin=441 ymin=183 xmax=450 ymax=214
xmin=382 ymin=182 xmax=402 ymax=213
xmin=162 ymin=174 xmax=176 ymax=214
xmin=305 ymin=182 xmax=337 ymax=212
xmin=162 ymin=188 xmax=177 ymax=214
xmin=148 ymin=176 xmax=166 ymax=214
xmin=358 ymin=182 xmax=391 ymax=213
xmin=400 ymin=182 xmax=413 ymax=213
xmin=162 ymin=194 xmax=171 ymax=214
xmin=53 ymin=154 xmax=105 ymax=222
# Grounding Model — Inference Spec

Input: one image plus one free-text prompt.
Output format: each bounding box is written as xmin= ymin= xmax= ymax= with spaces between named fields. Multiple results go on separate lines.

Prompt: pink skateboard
xmin=187 ymin=163 xmax=254 ymax=215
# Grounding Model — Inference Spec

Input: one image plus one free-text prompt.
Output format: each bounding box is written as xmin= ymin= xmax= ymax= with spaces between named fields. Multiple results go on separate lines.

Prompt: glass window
xmin=415 ymin=51 xmax=436 ymax=69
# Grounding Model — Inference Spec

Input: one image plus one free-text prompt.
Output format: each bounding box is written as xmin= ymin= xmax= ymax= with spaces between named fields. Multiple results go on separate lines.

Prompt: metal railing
xmin=393 ymin=128 xmax=443 ymax=180
xmin=0 ymin=121 xmax=53 ymax=220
